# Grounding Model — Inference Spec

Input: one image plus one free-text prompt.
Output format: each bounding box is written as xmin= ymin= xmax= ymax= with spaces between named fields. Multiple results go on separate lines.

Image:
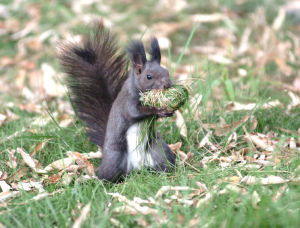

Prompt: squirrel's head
xmin=127 ymin=38 xmax=172 ymax=92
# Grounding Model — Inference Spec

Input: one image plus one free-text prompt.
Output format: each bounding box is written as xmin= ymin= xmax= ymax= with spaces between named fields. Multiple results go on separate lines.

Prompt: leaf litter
xmin=1 ymin=0 xmax=300 ymax=226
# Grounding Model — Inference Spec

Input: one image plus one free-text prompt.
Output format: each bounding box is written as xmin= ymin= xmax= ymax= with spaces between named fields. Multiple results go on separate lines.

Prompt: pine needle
xmin=141 ymin=85 xmax=189 ymax=110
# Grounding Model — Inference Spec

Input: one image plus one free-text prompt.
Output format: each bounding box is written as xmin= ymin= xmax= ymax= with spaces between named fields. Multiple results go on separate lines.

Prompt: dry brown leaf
xmin=168 ymin=142 xmax=182 ymax=153
xmin=16 ymin=69 xmax=26 ymax=89
xmin=110 ymin=218 xmax=121 ymax=226
xmin=274 ymin=57 xmax=293 ymax=76
xmin=17 ymin=181 xmax=45 ymax=193
xmin=42 ymin=63 xmax=65 ymax=97
xmin=6 ymin=149 xmax=17 ymax=169
xmin=72 ymin=203 xmax=91 ymax=228
xmin=67 ymin=152 xmax=95 ymax=176
xmin=0 ymin=191 xmax=19 ymax=203
xmin=44 ymin=157 xmax=74 ymax=172
xmin=218 ymin=184 xmax=244 ymax=195
xmin=244 ymin=133 xmax=275 ymax=152
xmin=45 ymin=174 xmax=62 ymax=184
xmin=0 ymin=127 xmax=26 ymax=144
xmin=250 ymin=116 xmax=258 ymax=132
xmin=241 ymin=175 xmax=289 ymax=185
xmin=272 ymin=185 xmax=288 ymax=202
xmin=175 ymin=110 xmax=187 ymax=138
xmin=223 ymin=176 xmax=241 ymax=184
xmin=32 ymin=189 xmax=64 ymax=201
xmin=272 ymin=8 xmax=286 ymax=31
xmin=0 ymin=171 xmax=8 ymax=181
xmin=240 ymin=175 xmax=258 ymax=185
xmin=155 ymin=186 xmax=193 ymax=198
xmin=61 ymin=172 xmax=75 ymax=185
xmin=203 ymin=115 xmax=249 ymax=136
xmin=190 ymin=13 xmax=226 ymax=23
xmin=109 ymin=192 xmax=158 ymax=215
xmin=0 ymin=113 xmax=6 ymax=126
xmin=17 ymin=148 xmax=47 ymax=174
xmin=292 ymin=75 xmax=300 ymax=91
xmin=251 ymin=191 xmax=261 ymax=208
xmin=208 ymin=54 xmax=232 ymax=65
xmin=32 ymin=140 xmax=49 ymax=156
xmin=7 ymin=167 xmax=29 ymax=183
xmin=196 ymin=192 xmax=213 ymax=207
xmin=195 ymin=181 xmax=208 ymax=192
xmin=58 ymin=114 xmax=73 ymax=128
xmin=199 ymin=132 xmax=210 ymax=148
xmin=260 ymin=175 xmax=289 ymax=185
xmin=287 ymin=91 xmax=300 ymax=110
xmin=158 ymin=0 xmax=187 ymax=13
xmin=188 ymin=218 xmax=201 ymax=227
xmin=113 ymin=205 xmax=138 ymax=215
xmin=81 ymin=151 xmax=102 ymax=159
xmin=226 ymin=100 xmax=282 ymax=111
xmin=0 ymin=181 xmax=11 ymax=192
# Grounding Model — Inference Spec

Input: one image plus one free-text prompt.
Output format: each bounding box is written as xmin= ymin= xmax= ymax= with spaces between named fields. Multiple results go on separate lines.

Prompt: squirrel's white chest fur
xmin=126 ymin=122 xmax=154 ymax=172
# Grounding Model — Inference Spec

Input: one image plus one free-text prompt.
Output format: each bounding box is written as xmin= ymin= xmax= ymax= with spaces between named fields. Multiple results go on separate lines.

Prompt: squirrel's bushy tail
xmin=58 ymin=22 xmax=128 ymax=147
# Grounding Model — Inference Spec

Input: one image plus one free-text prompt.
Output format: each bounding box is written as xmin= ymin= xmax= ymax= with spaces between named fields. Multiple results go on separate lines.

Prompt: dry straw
xmin=141 ymin=85 xmax=189 ymax=110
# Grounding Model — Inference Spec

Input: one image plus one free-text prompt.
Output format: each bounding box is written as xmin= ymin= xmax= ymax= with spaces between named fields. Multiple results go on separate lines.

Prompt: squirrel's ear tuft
xmin=149 ymin=38 xmax=161 ymax=64
xmin=127 ymin=40 xmax=147 ymax=75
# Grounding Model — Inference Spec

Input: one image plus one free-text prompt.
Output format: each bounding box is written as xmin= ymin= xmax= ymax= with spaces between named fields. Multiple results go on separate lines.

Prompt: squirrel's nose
xmin=163 ymin=80 xmax=172 ymax=89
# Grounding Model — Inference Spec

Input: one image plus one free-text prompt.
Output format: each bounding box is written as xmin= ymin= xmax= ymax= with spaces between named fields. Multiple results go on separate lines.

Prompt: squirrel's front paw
xmin=156 ymin=108 xmax=174 ymax=118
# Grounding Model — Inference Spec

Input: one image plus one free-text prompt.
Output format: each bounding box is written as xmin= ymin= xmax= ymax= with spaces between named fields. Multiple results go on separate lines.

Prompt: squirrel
xmin=58 ymin=22 xmax=176 ymax=182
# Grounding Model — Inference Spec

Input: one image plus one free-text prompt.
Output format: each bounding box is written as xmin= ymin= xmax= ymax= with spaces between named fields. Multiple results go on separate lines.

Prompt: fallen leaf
xmin=218 ymin=184 xmax=244 ymax=195
xmin=17 ymin=148 xmax=47 ymax=174
xmin=109 ymin=192 xmax=158 ymax=215
xmin=208 ymin=54 xmax=232 ymax=65
xmin=251 ymin=191 xmax=261 ymax=208
xmin=72 ymin=203 xmax=91 ymax=228
xmin=272 ymin=185 xmax=288 ymax=202
xmin=0 ymin=191 xmax=20 ymax=203
xmin=0 ymin=181 xmax=11 ymax=192
xmin=31 ymin=140 xmax=49 ymax=156
xmin=244 ymin=133 xmax=275 ymax=152
xmin=155 ymin=186 xmax=193 ymax=198
xmin=250 ymin=116 xmax=258 ymax=132
xmin=67 ymin=152 xmax=95 ymax=176
xmin=196 ymin=192 xmax=213 ymax=207
xmin=42 ymin=63 xmax=65 ymax=97
xmin=32 ymin=189 xmax=63 ymax=201
xmin=260 ymin=175 xmax=289 ymax=185
xmin=272 ymin=7 xmax=286 ymax=31
xmin=241 ymin=175 xmax=289 ymax=185
xmin=7 ymin=167 xmax=29 ymax=182
xmin=0 ymin=171 xmax=8 ymax=181
xmin=175 ymin=110 xmax=187 ymax=138
xmin=168 ymin=142 xmax=182 ymax=153
xmin=17 ymin=181 xmax=45 ymax=193
xmin=190 ymin=13 xmax=226 ymax=23
xmin=188 ymin=218 xmax=201 ymax=227
xmin=203 ymin=115 xmax=249 ymax=136
xmin=225 ymin=100 xmax=282 ymax=111
xmin=6 ymin=149 xmax=17 ymax=169
xmin=44 ymin=157 xmax=74 ymax=172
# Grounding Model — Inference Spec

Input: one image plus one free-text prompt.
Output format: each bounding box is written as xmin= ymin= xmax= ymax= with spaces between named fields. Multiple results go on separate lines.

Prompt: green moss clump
xmin=140 ymin=85 xmax=189 ymax=111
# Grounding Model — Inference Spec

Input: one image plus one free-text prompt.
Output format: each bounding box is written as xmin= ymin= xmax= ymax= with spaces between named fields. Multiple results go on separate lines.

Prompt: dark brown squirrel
xmin=58 ymin=22 xmax=176 ymax=182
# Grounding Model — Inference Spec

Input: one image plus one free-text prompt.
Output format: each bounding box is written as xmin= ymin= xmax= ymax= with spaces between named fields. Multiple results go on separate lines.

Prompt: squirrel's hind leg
xmin=96 ymin=152 xmax=127 ymax=182
xmin=148 ymin=139 xmax=176 ymax=172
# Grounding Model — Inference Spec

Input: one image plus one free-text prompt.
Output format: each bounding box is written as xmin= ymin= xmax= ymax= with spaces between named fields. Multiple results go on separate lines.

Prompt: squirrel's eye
xmin=147 ymin=74 xmax=152 ymax=80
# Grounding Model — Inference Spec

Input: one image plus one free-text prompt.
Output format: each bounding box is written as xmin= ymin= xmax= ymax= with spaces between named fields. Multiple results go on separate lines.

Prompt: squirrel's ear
xmin=127 ymin=40 xmax=147 ymax=75
xmin=149 ymin=38 xmax=161 ymax=64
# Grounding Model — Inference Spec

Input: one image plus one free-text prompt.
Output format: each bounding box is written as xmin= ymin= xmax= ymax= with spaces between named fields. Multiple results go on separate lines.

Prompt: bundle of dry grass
xmin=141 ymin=85 xmax=188 ymax=111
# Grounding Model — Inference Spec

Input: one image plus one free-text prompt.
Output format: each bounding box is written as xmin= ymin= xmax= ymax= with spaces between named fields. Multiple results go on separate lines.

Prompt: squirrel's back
xmin=58 ymin=22 xmax=128 ymax=148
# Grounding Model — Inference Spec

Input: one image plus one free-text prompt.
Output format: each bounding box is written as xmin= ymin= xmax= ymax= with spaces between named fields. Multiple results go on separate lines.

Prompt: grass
xmin=1 ymin=0 xmax=300 ymax=227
